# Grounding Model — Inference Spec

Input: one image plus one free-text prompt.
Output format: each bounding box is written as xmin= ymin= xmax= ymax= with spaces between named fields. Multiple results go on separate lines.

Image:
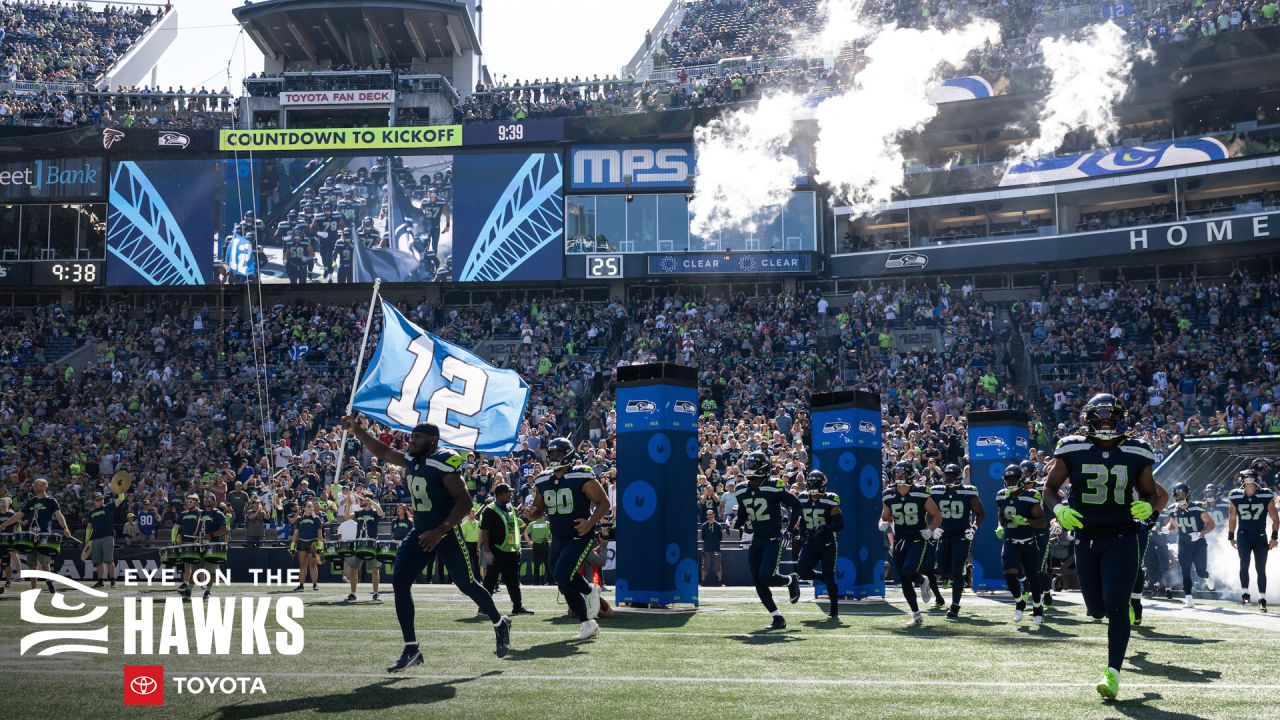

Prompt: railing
xmin=1 ymin=80 xmax=85 ymax=95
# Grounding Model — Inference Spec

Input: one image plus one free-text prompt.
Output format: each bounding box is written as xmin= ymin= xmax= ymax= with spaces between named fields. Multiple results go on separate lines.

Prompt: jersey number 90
xmin=544 ymin=488 xmax=574 ymax=515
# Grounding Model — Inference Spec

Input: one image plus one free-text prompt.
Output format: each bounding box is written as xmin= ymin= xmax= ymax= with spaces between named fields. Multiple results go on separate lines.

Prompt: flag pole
xmin=332 ymin=278 xmax=382 ymax=489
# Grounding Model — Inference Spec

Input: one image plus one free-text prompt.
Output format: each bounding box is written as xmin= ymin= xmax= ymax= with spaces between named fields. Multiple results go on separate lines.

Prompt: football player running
xmin=792 ymin=470 xmax=844 ymax=621
xmin=1043 ymin=394 xmax=1165 ymax=701
xmin=929 ymin=463 xmax=984 ymax=618
xmin=1226 ymin=470 xmax=1277 ymax=612
xmin=880 ymin=461 xmax=942 ymax=628
xmin=732 ymin=451 xmax=803 ymax=630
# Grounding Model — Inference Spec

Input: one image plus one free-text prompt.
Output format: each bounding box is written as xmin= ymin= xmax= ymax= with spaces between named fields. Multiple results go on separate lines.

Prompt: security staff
xmin=461 ymin=507 xmax=481 ymax=574
xmin=480 ymin=484 xmax=532 ymax=616
xmin=524 ymin=515 xmax=552 ymax=585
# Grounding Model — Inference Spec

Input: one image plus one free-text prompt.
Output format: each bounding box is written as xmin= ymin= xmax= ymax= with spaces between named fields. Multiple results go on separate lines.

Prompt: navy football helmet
xmin=1082 ymin=393 xmax=1127 ymax=441
xmin=546 ymin=437 xmax=575 ymax=471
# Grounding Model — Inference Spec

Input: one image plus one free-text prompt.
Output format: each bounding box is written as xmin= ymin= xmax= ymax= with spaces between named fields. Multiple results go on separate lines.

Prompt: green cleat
xmin=1096 ymin=668 xmax=1119 ymax=701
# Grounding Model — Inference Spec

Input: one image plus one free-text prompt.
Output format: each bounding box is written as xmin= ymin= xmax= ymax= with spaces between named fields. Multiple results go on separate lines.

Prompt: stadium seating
xmin=0 ymin=1 xmax=162 ymax=83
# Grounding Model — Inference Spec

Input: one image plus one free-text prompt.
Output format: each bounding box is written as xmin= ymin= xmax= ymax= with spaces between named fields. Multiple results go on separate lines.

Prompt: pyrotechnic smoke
xmin=1014 ymin=22 xmax=1152 ymax=161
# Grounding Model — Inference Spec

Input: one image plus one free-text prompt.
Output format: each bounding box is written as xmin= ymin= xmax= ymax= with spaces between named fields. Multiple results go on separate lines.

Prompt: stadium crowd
xmin=0 ymin=0 xmax=164 ymax=84
xmin=8 ymin=271 xmax=1280 ymax=540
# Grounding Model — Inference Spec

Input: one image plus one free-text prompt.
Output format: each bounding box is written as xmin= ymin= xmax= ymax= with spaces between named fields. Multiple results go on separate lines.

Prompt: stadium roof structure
xmin=1153 ymin=434 xmax=1280 ymax=492
xmin=232 ymin=0 xmax=480 ymax=67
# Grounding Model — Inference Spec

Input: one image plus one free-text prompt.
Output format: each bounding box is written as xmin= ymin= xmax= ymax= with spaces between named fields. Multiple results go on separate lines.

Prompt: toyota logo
xmin=130 ymin=676 xmax=159 ymax=695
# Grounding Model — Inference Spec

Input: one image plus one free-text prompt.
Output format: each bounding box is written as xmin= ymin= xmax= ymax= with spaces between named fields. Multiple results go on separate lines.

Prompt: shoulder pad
xmin=929 ymin=484 xmax=945 ymax=493
xmin=572 ymin=464 xmax=595 ymax=473
xmin=1057 ymin=434 xmax=1089 ymax=446
xmin=1189 ymin=504 xmax=1207 ymax=512
xmin=1122 ymin=437 xmax=1154 ymax=451
xmin=1228 ymin=490 xmax=1245 ymax=499
xmin=881 ymin=491 xmax=895 ymax=501
xmin=958 ymin=486 xmax=979 ymax=496
xmin=433 ymin=449 xmax=463 ymax=469
xmin=533 ymin=471 xmax=554 ymax=484
xmin=909 ymin=491 xmax=931 ymax=499
xmin=996 ymin=488 xmax=1011 ymax=499
xmin=826 ymin=492 xmax=840 ymax=503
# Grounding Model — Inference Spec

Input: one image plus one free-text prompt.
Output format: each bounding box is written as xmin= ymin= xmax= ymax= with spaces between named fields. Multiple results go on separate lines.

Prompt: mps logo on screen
xmin=17 ymin=569 xmax=308 ymax=706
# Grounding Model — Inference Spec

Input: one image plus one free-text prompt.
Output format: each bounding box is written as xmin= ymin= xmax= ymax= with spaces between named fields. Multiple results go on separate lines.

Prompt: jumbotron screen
xmin=105 ymin=152 xmax=564 ymax=286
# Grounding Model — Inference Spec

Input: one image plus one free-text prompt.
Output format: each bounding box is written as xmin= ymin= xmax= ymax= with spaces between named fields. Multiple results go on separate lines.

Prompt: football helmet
xmin=943 ymin=463 xmax=962 ymax=486
xmin=1002 ymin=464 xmax=1022 ymax=488
xmin=1237 ymin=470 xmax=1259 ymax=489
xmin=546 ymin=437 xmax=575 ymax=471
xmin=1082 ymin=393 xmax=1127 ymax=441
xmin=1202 ymin=482 xmax=1218 ymax=500
xmin=1172 ymin=482 xmax=1191 ymax=503
xmin=744 ymin=451 xmax=771 ymax=480
xmin=806 ymin=470 xmax=827 ymax=498
xmin=893 ymin=460 xmax=914 ymax=486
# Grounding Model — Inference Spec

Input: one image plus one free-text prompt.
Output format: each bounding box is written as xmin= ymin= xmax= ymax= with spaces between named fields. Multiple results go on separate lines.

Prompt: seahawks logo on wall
xmin=885 ymin=252 xmax=928 ymax=270
xmin=822 ymin=421 xmax=851 ymax=434
xmin=625 ymin=400 xmax=657 ymax=414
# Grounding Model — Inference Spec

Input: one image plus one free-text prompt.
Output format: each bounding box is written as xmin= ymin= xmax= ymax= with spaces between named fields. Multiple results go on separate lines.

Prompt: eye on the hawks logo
xmin=102 ymin=128 xmax=125 ymax=149
xmin=124 ymin=666 xmax=165 ymax=706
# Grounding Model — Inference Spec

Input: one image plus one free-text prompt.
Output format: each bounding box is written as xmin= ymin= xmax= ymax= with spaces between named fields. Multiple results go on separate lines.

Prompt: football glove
xmin=1189 ymin=531 xmax=1202 ymax=542
xmin=1130 ymin=500 xmax=1153 ymax=521
xmin=878 ymin=520 xmax=891 ymax=533
xmin=289 ymin=542 xmax=296 ymax=553
xmin=931 ymin=527 xmax=944 ymax=541
xmin=963 ymin=526 xmax=976 ymax=541
xmin=1054 ymin=503 xmax=1084 ymax=531
xmin=995 ymin=525 xmax=1005 ymax=540
xmin=1010 ymin=515 xmax=1029 ymax=527
xmin=919 ymin=528 xmax=933 ymax=540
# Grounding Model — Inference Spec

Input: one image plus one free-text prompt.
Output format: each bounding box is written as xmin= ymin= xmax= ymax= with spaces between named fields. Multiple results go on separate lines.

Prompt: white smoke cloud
xmin=813 ymin=21 xmax=1000 ymax=211
xmin=1015 ymin=22 xmax=1152 ymax=161
xmin=689 ymin=93 xmax=803 ymax=239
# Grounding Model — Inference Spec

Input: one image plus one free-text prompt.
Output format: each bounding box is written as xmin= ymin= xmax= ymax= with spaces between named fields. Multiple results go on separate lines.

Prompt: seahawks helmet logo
xmin=625 ymin=400 xmax=657 ymax=414
xmin=822 ymin=421 xmax=851 ymax=434
xmin=673 ymin=400 xmax=697 ymax=415
xmin=976 ymin=436 xmax=1005 ymax=447
xmin=858 ymin=421 xmax=876 ymax=433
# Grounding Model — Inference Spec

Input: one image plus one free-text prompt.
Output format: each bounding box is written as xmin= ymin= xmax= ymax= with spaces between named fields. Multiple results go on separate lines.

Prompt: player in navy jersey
xmin=879 ymin=461 xmax=942 ymax=627
xmin=342 ymin=416 xmax=511 ymax=670
xmin=1043 ymin=394 xmax=1164 ymax=701
xmin=1227 ymin=470 xmax=1278 ymax=611
xmin=1129 ymin=480 xmax=1168 ymax=627
xmin=1165 ymin=483 xmax=1216 ymax=607
xmin=930 ymin=463 xmax=984 ymax=617
xmin=996 ymin=464 xmax=1047 ymax=625
xmin=1021 ymin=459 xmax=1054 ymax=607
xmin=1203 ymin=483 xmax=1230 ymax=530
xmin=733 ymin=451 xmax=802 ymax=629
xmin=792 ymin=470 xmax=844 ymax=620
xmin=525 ymin=437 xmax=612 ymax=640
xmin=195 ymin=494 xmax=228 ymax=600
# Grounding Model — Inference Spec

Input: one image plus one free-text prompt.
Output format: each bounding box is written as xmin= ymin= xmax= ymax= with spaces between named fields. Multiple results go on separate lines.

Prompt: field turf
xmin=0 ymin=582 xmax=1273 ymax=719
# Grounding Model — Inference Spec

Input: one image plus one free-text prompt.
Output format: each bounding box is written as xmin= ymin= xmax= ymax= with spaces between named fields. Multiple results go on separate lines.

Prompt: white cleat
xmin=907 ymin=611 xmax=923 ymax=628
xmin=1205 ymin=577 xmax=1215 ymax=591
xmin=587 ymin=583 xmax=601 ymax=620
xmin=920 ymin=583 xmax=933 ymax=605
xmin=1183 ymin=595 xmax=1195 ymax=608
xmin=1013 ymin=607 xmax=1025 ymax=623
xmin=577 ymin=619 xmax=600 ymax=640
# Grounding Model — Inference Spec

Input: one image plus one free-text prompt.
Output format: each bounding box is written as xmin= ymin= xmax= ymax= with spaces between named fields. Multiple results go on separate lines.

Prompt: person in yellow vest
xmin=524 ymin=515 xmax=553 ymax=584
xmin=479 ymin=484 xmax=533 ymax=615
xmin=461 ymin=506 xmax=481 ymax=574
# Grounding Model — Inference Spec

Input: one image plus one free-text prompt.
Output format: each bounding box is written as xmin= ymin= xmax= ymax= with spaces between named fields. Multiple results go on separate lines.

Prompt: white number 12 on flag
xmin=387 ymin=335 xmax=490 ymax=449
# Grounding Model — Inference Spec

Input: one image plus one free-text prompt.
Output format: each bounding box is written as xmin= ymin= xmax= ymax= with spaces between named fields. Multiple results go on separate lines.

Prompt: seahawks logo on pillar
xmin=625 ymin=400 xmax=657 ymax=414
xmin=673 ymin=400 xmax=697 ymax=415
xmin=822 ymin=421 xmax=851 ymax=434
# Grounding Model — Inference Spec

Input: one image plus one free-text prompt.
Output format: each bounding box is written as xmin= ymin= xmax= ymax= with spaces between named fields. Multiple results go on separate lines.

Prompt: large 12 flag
xmin=352 ymin=301 xmax=529 ymax=455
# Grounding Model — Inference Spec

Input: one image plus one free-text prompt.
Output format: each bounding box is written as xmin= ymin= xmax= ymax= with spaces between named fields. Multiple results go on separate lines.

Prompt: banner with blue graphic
xmin=648 ymin=252 xmax=812 ymax=275
xmin=614 ymin=364 xmax=700 ymax=607
xmin=352 ymin=301 xmax=530 ymax=454
xmin=1000 ymin=137 xmax=1228 ymax=187
xmin=106 ymin=160 xmax=216 ymax=286
xmin=810 ymin=391 xmax=883 ymax=600
xmin=966 ymin=411 xmax=1031 ymax=591
xmin=453 ymin=152 xmax=564 ymax=282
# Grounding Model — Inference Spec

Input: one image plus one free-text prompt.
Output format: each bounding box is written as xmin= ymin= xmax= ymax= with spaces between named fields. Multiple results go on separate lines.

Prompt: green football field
xmin=1 ymin=582 xmax=1274 ymax=719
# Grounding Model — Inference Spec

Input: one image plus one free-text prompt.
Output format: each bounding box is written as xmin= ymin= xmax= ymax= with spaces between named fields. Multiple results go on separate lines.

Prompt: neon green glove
xmin=289 ymin=542 xmax=297 ymax=553
xmin=995 ymin=525 xmax=1005 ymax=540
xmin=1054 ymin=503 xmax=1084 ymax=531
xmin=1010 ymin=515 xmax=1029 ymax=527
xmin=1131 ymin=500 xmax=1153 ymax=521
